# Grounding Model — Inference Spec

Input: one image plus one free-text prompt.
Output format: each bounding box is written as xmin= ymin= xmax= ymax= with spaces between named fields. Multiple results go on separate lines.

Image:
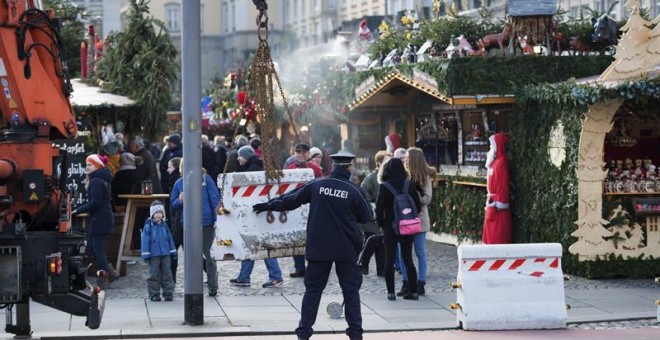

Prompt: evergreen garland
xmin=428 ymin=77 xmax=660 ymax=278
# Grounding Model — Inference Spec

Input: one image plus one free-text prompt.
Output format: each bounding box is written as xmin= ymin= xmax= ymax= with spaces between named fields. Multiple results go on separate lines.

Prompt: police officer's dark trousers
xmin=296 ymin=260 xmax=363 ymax=339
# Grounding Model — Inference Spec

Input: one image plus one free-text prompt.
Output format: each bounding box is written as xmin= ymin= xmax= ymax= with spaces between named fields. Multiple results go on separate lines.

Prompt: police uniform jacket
xmin=264 ymin=166 xmax=373 ymax=263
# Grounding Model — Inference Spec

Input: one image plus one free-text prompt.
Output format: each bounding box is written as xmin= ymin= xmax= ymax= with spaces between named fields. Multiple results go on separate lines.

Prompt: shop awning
xmin=348 ymin=71 xmax=515 ymax=111
xmin=349 ymin=71 xmax=452 ymax=111
xmin=69 ymin=78 xmax=136 ymax=107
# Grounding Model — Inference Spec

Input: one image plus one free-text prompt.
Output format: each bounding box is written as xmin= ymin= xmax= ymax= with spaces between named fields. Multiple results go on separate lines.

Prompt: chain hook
xmin=254 ymin=0 xmax=269 ymax=42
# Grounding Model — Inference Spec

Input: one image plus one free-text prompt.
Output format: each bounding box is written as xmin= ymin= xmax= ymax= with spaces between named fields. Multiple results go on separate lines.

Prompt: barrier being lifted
xmin=451 ymin=243 xmax=567 ymax=330
xmin=211 ymin=169 xmax=315 ymax=261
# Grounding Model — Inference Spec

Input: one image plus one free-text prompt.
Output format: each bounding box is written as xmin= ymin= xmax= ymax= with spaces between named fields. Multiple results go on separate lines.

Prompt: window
xmin=222 ymin=2 xmax=228 ymax=33
xmin=165 ymin=3 xmax=181 ymax=33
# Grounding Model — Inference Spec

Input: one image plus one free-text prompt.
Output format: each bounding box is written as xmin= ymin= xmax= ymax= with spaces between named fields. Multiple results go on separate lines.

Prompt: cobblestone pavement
xmin=567 ymin=319 xmax=659 ymax=329
xmin=96 ymin=241 xmax=660 ymax=332
xmin=107 ymin=241 xmax=658 ymax=299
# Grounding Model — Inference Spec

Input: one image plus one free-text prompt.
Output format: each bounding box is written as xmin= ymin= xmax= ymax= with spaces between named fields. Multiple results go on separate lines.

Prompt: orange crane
xmin=0 ymin=1 xmax=103 ymax=336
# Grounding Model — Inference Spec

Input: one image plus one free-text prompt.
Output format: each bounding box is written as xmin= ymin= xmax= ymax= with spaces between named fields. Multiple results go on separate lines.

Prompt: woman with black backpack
xmin=375 ymin=158 xmax=421 ymax=301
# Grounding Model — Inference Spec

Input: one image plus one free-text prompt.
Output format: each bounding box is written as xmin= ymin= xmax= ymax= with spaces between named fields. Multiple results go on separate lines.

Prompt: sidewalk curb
xmin=35 ymin=317 xmax=659 ymax=340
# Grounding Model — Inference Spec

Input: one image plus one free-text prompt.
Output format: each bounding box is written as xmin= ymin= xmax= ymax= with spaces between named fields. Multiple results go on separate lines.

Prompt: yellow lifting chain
xmin=217 ymin=0 xmax=300 ymax=214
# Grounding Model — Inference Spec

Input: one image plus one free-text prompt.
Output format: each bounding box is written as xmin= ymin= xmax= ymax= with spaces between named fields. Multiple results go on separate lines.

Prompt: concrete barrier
xmin=452 ymin=243 xmax=567 ymax=330
xmin=211 ymin=169 xmax=315 ymax=261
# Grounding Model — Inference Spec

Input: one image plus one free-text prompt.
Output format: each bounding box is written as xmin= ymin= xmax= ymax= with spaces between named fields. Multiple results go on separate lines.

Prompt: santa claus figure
xmin=384 ymin=132 xmax=401 ymax=153
xmin=482 ymin=133 xmax=512 ymax=244
xmin=358 ymin=19 xmax=373 ymax=42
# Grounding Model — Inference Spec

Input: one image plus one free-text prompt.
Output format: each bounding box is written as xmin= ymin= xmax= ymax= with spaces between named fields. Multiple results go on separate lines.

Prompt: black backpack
xmin=382 ymin=180 xmax=421 ymax=236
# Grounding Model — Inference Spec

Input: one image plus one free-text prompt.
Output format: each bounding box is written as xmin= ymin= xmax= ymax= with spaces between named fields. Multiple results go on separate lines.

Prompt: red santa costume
xmin=384 ymin=133 xmax=401 ymax=153
xmin=482 ymin=133 xmax=512 ymax=244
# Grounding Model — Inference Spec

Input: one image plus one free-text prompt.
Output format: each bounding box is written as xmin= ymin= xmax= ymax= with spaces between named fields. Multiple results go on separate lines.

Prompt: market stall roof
xmin=508 ymin=0 xmax=558 ymax=16
xmin=348 ymin=71 xmax=515 ymax=112
xmin=69 ymin=78 xmax=136 ymax=107
xmin=349 ymin=71 xmax=451 ymax=111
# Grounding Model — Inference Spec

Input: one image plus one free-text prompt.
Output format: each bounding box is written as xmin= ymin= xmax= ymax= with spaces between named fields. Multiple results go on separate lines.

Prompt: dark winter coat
xmin=242 ymin=155 xmax=264 ymax=172
xmin=226 ymin=149 xmax=240 ymax=173
xmin=202 ymin=144 xmax=218 ymax=180
xmin=140 ymin=218 xmax=177 ymax=260
xmin=134 ymin=148 xmax=162 ymax=194
xmin=159 ymin=144 xmax=183 ymax=195
xmin=112 ymin=168 xmax=140 ymax=206
xmin=263 ymin=166 xmax=373 ymax=263
xmin=75 ymin=168 xmax=114 ymax=236
xmin=215 ymin=144 xmax=228 ymax=175
xmin=375 ymin=158 xmax=421 ymax=244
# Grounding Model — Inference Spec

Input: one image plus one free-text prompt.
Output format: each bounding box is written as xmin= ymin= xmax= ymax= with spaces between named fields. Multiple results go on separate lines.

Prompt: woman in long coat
xmin=72 ymin=154 xmax=118 ymax=285
xmin=375 ymin=158 xmax=421 ymax=300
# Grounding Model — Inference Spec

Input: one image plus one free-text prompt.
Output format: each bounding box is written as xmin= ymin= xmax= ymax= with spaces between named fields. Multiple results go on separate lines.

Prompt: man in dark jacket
xmin=253 ymin=150 xmax=373 ymax=340
xmin=214 ymin=135 xmax=228 ymax=175
xmin=226 ymin=135 xmax=248 ymax=172
xmin=159 ymin=133 xmax=183 ymax=193
xmin=127 ymin=136 xmax=162 ymax=194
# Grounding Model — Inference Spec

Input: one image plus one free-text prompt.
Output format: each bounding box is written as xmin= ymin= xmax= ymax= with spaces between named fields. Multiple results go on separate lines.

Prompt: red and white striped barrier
xmin=453 ymin=243 xmax=567 ymax=330
xmin=210 ymin=169 xmax=315 ymax=261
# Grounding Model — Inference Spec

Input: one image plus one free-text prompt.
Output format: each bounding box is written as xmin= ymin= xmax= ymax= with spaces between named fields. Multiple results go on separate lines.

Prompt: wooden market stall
xmin=567 ymin=0 xmax=660 ymax=265
xmin=347 ymin=69 xmax=515 ymax=177
xmin=66 ymin=79 xmax=140 ymax=271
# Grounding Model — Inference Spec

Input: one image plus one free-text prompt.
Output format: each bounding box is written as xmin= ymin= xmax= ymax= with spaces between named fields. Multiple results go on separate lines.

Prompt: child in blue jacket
xmin=141 ymin=201 xmax=177 ymax=301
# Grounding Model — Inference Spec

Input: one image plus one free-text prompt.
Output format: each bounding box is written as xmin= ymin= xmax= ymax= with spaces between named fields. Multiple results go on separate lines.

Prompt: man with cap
xmin=284 ymin=143 xmax=323 ymax=277
xmin=253 ymin=149 xmax=373 ymax=340
xmin=229 ymin=145 xmax=285 ymax=288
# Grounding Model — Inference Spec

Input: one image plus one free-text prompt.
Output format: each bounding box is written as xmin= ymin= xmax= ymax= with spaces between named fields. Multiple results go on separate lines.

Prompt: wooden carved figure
xmin=477 ymin=22 xmax=511 ymax=56
xmin=569 ymin=36 xmax=590 ymax=55
xmin=518 ymin=35 xmax=535 ymax=55
xmin=550 ymin=21 xmax=566 ymax=55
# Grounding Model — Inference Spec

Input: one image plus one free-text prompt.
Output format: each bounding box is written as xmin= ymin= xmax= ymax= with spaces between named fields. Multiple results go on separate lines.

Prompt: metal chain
xmin=218 ymin=0 xmax=301 ymax=208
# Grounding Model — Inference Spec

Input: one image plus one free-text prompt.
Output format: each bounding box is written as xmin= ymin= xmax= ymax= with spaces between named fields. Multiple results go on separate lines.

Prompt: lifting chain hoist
xmin=217 ymin=0 xmax=300 ymax=222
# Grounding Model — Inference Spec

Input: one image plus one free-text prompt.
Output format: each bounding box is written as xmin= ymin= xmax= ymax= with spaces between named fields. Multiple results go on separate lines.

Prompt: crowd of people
xmin=73 ymin=130 xmax=435 ymax=340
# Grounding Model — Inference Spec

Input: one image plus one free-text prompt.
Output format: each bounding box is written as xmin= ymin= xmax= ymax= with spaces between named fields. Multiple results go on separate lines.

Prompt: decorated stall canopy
xmin=508 ymin=0 xmax=558 ymax=16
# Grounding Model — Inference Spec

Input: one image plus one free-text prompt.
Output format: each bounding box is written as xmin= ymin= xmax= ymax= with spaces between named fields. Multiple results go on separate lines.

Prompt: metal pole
xmin=182 ymin=0 xmax=203 ymax=326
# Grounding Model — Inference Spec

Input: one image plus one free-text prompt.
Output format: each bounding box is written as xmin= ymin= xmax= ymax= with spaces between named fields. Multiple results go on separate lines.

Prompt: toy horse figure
xmin=592 ymin=15 xmax=619 ymax=54
xmin=477 ymin=22 xmax=511 ymax=56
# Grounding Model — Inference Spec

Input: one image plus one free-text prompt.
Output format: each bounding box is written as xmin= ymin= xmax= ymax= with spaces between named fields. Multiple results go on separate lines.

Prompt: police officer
xmin=253 ymin=150 xmax=373 ymax=340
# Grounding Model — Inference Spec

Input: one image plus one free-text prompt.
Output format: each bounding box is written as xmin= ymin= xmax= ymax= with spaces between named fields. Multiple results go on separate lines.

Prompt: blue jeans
xmin=399 ymin=232 xmax=427 ymax=282
xmin=293 ymin=255 xmax=306 ymax=272
xmin=238 ymin=258 xmax=283 ymax=282
xmin=87 ymin=234 xmax=109 ymax=272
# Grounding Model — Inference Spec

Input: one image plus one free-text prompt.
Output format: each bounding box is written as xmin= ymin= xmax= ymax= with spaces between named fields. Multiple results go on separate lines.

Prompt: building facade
xmin=557 ymin=0 xmax=660 ymax=20
xmin=71 ymin=0 xmax=125 ymax=38
xmin=148 ymin=0 xmax=224 ymax=91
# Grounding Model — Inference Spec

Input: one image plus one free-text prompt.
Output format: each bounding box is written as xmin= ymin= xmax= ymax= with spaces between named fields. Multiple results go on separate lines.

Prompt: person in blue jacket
xmin=72 ymin=154 xmax=118 ymax=286
xmin=170 ymin=162 xmax=221 ymax=296
xmin=141 ymin=201 xmax=177 ymax=301
xmin=253 ymin=150 xmax=373 ymax=340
